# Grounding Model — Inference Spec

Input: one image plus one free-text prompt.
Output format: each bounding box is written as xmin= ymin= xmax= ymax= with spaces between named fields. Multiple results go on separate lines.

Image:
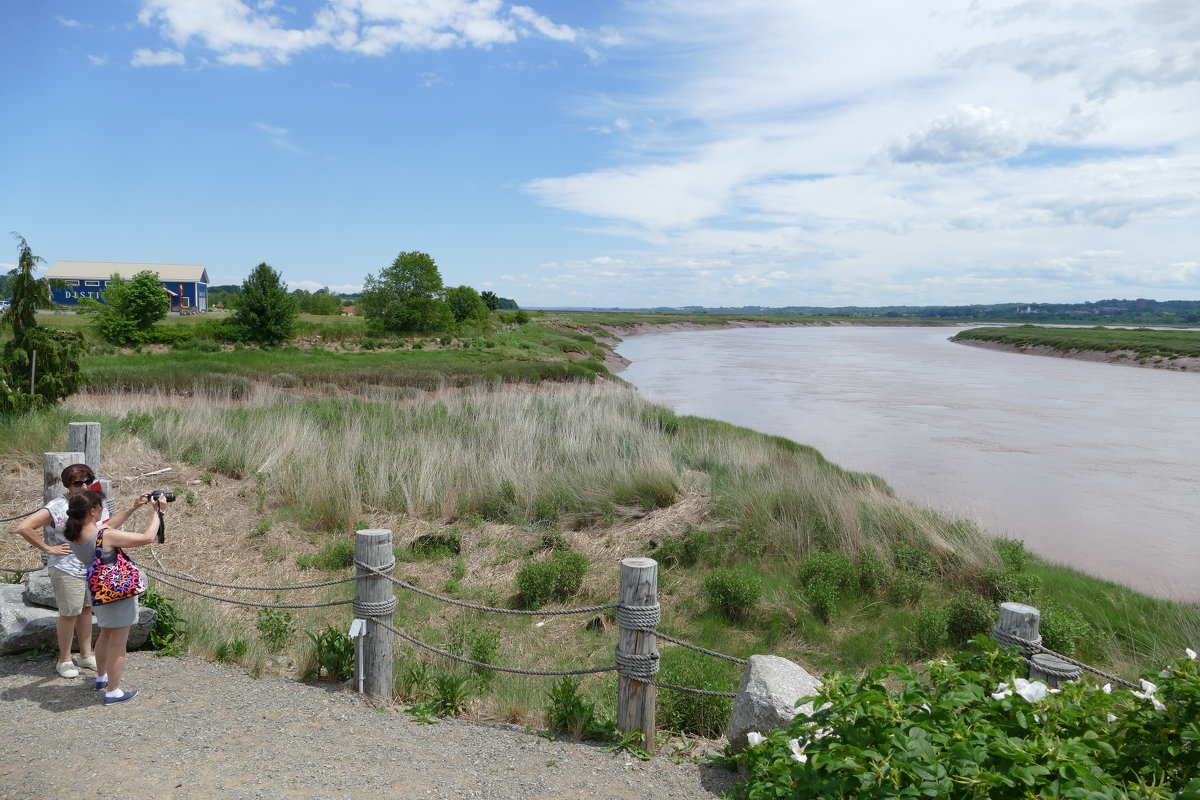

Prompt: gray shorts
xmin=49 ymin=568 xmax=87 ymax=617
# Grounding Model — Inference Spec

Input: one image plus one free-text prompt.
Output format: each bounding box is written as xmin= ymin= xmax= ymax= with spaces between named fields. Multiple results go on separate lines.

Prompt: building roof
xmin=46 ymin=261 xmax=210 ymax=284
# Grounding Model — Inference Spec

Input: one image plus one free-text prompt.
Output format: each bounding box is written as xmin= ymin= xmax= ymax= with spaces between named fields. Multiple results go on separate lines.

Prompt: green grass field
xmin=952 ymin=325 xmax=1200 ymax=359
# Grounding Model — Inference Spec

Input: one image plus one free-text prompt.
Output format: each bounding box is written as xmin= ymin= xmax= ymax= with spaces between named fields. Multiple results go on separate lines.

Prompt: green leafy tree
xmin=480 ymin=290 xmax=499 ymax=312
xmin=0 ymin=234 xmax=84 ymax=413
xmin=292 ymin=287 xmax=341 ymax=315
xmin=232 ymin=262 xmax=297 ymax=347
xmin=445 ymin=285 xmax=491 ymax=325
xmin=359 ymin=251 xmax=453 ymax=334
xmin=84 ymin=271 xmax=169 ymax=345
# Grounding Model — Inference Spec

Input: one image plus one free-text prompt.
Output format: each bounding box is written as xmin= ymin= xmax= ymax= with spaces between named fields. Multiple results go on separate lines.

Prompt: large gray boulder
xmin=0 ymin=582 xmax=158 ymax=655
xmin=23 ymin=567 xmax=56 ymax=608
xmin=726 ymin=654 xmax=823 ymax=753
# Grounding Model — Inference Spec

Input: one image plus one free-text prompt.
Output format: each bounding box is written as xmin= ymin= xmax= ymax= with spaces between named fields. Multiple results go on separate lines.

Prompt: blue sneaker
xmin=103 ymin=689 xmax=137 ymax=706
xmin=95 ymin=678 xmax=108 ymax=691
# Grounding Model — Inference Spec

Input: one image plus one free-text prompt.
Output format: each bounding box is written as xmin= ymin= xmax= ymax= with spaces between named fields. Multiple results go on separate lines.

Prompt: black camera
xmin=150 ymin=489 xmax=176 ymax=502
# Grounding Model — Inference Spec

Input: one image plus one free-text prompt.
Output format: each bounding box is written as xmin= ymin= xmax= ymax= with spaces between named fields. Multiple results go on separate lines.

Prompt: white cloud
xmin=133 ymin=0 xmax=583 ymax=66
xmin=131 ymin=47 xmax=186 ymax=67
xmin=888 ymin=105 xmax=1034 ymax=164
xmin=512 ymin=1 xmax=1200 ymax=306
xmin=88 ymin=54 xmax=109 ymax=66
xmin=56 ymin=15 xmax=87 ymax=28
xmin=252 ymin=122 xmax=306 ymax=155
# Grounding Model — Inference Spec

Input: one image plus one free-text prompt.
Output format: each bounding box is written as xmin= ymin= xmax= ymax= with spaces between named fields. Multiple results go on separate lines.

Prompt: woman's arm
xmin=102 ymin=500 xmax=164 ymax=550
xmin=14 ymin=509 xmax=68 ymax=555
xmin=107 ymin=492 xmax=151 ymax=528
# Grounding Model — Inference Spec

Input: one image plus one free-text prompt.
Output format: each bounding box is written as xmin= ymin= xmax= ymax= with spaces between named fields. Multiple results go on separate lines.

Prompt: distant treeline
xmin=635 ymin=298 xmax=1200 ymax=325
xmin=207 ymin=285 xmax=518 ymax=314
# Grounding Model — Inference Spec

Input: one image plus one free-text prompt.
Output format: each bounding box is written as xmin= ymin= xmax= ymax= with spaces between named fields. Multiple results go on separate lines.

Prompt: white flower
xmin=1187 ymin=648 xmax=1197 ymax=660
xmin=746 ymin=732 xmax=766 ymax=747
xmin=1107 ymin=714 xmax=1118 ymax=722
xmin=1015 ymin=678 xmax=1050 ymax=703
xmin=787 ymin=738 xmax=807 ymax=764
xmin=1101 ymin=683 xmax=1112 ymax=694
xmin=993 ymin=678 xmax=1050 ymax=703
xmin=1131 ymin=680 xmax=1166 ymax=712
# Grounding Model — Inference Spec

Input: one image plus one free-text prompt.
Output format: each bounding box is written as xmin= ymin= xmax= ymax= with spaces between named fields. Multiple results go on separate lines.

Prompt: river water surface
xmin=617 ymin=326 xmax=1200 ymax=602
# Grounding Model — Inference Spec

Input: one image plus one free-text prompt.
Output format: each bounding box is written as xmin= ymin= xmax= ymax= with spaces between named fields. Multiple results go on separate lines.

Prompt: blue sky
xmin=2 ymin=1 xmax=1198 ymax=308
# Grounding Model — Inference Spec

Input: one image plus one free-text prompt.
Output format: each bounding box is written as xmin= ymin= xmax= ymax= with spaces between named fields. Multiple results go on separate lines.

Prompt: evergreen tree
xmin=232 ymin=262 xmax=297 ymax=347
xmin=0 ymin=234 xmax=84 ymax=413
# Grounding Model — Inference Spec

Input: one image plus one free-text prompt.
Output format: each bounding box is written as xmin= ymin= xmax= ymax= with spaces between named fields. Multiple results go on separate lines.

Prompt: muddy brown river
xmin=618 ymin=326 xmax=1200 ymax=602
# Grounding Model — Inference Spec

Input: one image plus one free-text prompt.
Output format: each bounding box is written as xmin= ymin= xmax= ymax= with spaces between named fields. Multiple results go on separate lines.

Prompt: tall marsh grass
xmin=94 ymin=381 xmax=999 ymax=576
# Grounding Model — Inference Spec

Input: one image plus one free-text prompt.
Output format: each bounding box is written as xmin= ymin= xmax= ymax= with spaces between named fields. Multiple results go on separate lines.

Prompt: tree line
xmin=1 ymin=238 xmax=524 ymax=412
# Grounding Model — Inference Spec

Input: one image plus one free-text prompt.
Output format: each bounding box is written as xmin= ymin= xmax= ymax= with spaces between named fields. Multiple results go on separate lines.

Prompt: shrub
xmin=704 ymin=567 xmax=762 ymax=620
xmin=546 ymin=676 xmax=602 ymax=740
xmin=911 ymin=605 xmax=950 ymax=655
xmin=1039 ymin=601 xmax=1092 ymax=657
xmin=887 ymin=573 xmax=926 ymax=606
xmin=428 ymin=670 xmax=473 ymax=717
xmin=980 ymin=566 xmax=1042 ymax=604
xmin=140 ymin=586 xmax=186 ymax=653
xmin=303 ymin=627 xmax=355 ymax=681
xmin=515 ymin=549 xmax=588 ymax=609
xmin=256 ymin=607 xmax=296 ymax=650
xmin=994 ymin=538 xmax=1031 ymax=571
xmin=857 ymin=552 xmax=886 ymax=595
xmin=310 ymin=537 xmax=355 ymax=570
xmin=655 ymin=526 xmax=715 ymax=568
xmin=947 ymin=591 xmax=996 ymax=644
xmin=656 ymin=649 xmax=736 ymax=738
xmin=892 ymin=541 xmax=939 ymax=578
xmin=798 ymin=550 xmax=857 ymax=621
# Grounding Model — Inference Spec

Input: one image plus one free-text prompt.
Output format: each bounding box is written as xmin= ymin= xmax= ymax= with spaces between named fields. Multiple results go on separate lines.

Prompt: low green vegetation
xmin=734 ymin=639 xmax=1200 ymax=799
xmin=953 ymin=325 xmax=1200 ymax=361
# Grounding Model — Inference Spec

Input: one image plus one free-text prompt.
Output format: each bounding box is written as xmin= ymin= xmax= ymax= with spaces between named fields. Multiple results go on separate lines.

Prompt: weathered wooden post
xmin=67 ymin=422 xmax=101 ymax=476
xmin=44 ymin=452 xmax=86 ymax=503
xmin=616 ymin=557 xmax=659 ymax=752
xmin=354 ymin=529 xmax=396 ymax=701
xmin=994 ymin=601 xmax=1081 ymax=687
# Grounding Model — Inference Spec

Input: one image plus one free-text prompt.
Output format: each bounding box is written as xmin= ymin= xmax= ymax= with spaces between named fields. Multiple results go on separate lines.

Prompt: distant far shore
xmin=953 ymin=338 xmax=1200 ymax=372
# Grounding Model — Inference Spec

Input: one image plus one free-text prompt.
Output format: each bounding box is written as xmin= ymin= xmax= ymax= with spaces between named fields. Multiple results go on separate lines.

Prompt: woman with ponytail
xmin=64 ymin=490 xmax=168 ymax=706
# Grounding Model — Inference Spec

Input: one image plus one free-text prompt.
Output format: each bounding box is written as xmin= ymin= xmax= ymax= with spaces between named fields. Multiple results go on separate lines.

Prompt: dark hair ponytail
xmin=64 ymin=490 xmax=105 ymax=542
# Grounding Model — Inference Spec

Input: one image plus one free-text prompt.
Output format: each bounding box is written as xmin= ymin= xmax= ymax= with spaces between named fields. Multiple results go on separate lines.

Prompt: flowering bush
xmin=735 ymin=638 xmax=1200 ymax=799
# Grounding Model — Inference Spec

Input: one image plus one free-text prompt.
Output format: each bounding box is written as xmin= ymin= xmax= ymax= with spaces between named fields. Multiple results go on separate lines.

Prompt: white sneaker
xmin=56 ymin=661 xmax=79 ymax=679
xmin=74 ymin=655 xmax=98 ymax=671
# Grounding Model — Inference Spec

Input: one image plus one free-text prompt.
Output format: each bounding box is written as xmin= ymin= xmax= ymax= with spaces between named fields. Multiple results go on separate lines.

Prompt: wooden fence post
xmin=355 ymin=529 xmax=395 ymax=701
xmin=44 ymin=452 xmax=86 ymax=504
xmin=67 ymin=422 xmax=101 ymax=476
xmin=994 ymin=601 xmax=1081 ymax=687
xmin=616 ymin=557 xmax=658 ymax=752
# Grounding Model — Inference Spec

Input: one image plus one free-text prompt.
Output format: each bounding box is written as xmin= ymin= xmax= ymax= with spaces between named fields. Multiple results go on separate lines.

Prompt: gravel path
xmin=0 ymin=652 xmax=739 ymax=800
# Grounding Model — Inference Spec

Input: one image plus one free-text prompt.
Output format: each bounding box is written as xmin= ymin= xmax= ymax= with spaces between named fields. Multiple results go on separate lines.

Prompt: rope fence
xmin=8 ymin=423 xmax=1142 ymax=753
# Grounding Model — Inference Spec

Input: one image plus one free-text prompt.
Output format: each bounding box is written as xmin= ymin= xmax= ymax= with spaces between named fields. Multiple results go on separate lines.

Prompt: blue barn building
xmin=45 ymin=261 xmax=210 ymax=312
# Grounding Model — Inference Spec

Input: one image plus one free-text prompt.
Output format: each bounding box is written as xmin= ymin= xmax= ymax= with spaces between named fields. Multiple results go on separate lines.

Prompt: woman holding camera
xmin=63 ymin=489 xmax=167 ymax=706
xmin=14 ymin=464 xmax=151 ymax=681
